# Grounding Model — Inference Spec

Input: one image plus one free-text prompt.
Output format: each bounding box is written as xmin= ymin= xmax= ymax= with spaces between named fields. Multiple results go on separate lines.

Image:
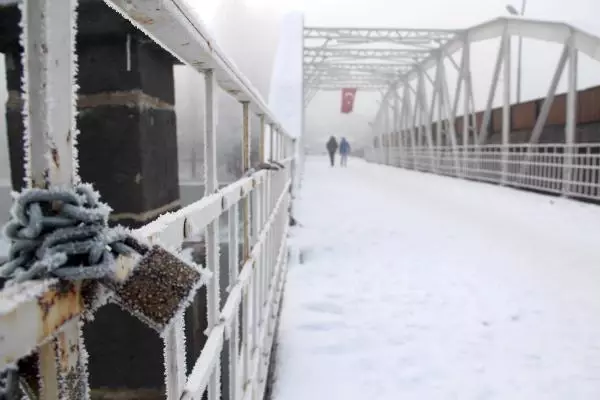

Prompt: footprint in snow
xmin=297 ymin=320 xmax=346 ymax=332
xmin=303 ymin=301 xmax=344 ymax=315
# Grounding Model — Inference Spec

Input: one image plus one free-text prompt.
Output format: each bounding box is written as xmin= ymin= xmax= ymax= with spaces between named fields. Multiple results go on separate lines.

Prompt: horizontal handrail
xmin=0 ymin=166 xmax=288 ymax=370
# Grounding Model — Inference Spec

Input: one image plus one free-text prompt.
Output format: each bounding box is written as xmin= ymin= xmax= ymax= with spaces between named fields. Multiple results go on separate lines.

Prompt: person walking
xmin=339 ymin=137 xmax=351 ymax=167
xmin=326 ymin=136 xmax=338 ymax=167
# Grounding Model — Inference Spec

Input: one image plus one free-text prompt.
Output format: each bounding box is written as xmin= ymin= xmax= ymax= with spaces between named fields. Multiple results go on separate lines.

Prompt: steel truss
xmin=304 ymin=27 xmax=457 ymax=95
xmin=365 ymin=16 xmax=600 ymax=195
xmin=305 ymin=62 xmax=413 ymax=74
xmin=303 ymin=27 xmax=457 ymax=45
xmin=304 ymin=48 xmax=431 ymax=60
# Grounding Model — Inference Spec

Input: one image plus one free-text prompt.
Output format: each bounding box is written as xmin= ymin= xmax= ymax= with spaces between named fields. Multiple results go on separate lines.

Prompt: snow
xmin=274 ymin=156 xmax=600 ymax=400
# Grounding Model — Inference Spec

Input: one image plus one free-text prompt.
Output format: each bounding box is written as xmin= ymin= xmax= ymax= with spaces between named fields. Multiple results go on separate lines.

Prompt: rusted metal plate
xmin=492 ymin=107 xmax=503 ymax=133
xmin=547 ymin=92 xmax=567 ymax=126
xmin=455 ymin=119 xmax=464 ymax=140
xmin=475 ymin=110 xmax=484 ymax=133
xmin=0 ymin=279 xmax=84 ymax=370
xmin=578 ymin=85 xmax=600 ymax=124
xmin=512 ymin=101 xmax=537 ymax=131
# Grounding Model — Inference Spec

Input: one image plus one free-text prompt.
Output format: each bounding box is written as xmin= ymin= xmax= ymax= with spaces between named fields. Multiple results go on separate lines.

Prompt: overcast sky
xmin=192 ymin=0 xmax=599 ymax=29
xmin=185 ymin=0 xmax=600 ymax=150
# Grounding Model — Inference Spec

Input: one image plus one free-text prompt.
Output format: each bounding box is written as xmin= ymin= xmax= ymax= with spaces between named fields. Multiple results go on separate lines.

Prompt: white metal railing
xmin=0 ymin=1 xmax=298 ymax=400
xmin=366 ymin=143 xmax=600 ymax=201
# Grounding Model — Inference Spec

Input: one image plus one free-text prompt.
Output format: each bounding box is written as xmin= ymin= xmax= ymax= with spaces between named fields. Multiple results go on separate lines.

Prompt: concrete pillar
xmin=1 ymin=0 xmax=181 ymax=227
xmin=0 ymin=1 xmax=181 ymax=397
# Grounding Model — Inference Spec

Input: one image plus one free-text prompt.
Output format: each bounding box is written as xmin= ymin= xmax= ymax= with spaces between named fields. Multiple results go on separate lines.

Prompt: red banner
xmin=340 ymin=88 xmax=357 ymax=113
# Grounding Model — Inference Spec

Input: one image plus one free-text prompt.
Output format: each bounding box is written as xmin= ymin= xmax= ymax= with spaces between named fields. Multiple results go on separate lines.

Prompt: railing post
xmin=240 ymin=101 xmax=254 ymax=395
xmin=383 ymin=96 xmax=390 ymax=165
xmin=18 ymin=0 xmax=89 ymax=398
xmin=463 ymin=41 xmax=471 ymax=178
xmin=501 ymin=30 xmax=511 ymax=185
xmin=203 ymin=68 xmax=221 ymax=400
xmin=563 ymin=40 xmax=577 ymax=197
xmin=269 ymin=123 xmax=275 ymax=161
xmin=242 ymin=102 xmax=251 ymax=260
xmin=275 ymin=131 xmax=281 ymax=160
xmin=250 ymin=174 xmax=261 ymax=400
xmin=227 ymin=197 xmax=240 ymax=400
xmin=259 ymin=115 xmax=266 ymax=163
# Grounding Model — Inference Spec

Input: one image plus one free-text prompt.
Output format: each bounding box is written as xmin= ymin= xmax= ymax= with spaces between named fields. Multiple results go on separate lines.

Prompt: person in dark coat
xmin=339 ymin=137 xmax=351 ymax=167
xmin=326 ymin=136 xmax=338 ymax=167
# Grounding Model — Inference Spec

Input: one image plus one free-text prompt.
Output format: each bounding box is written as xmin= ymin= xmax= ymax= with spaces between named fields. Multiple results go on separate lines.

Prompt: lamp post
xmin=506 ymin=0 xmax=527 ymax=104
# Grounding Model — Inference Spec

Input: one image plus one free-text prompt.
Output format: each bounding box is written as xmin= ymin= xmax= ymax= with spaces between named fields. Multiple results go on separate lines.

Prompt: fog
xmin=301 ymin=0 xmax=600 ymax=153
xmin=175 ymin=0 xmax=297 ymax=182
xmin=0 ymin=0 xmax=292 ymax=185
xmin=2 ymin=0 xmax=600 ymax=183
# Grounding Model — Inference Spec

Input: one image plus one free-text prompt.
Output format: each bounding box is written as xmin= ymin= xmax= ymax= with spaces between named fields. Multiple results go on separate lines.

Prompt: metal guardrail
xmin=366 ymin=143 xmax=600 ymax=201
xmin=0 ymin=1 xmax=298 ymax=399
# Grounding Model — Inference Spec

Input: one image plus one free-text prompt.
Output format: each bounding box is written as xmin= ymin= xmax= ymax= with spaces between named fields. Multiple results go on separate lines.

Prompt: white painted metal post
xmin=518 ymin=45 xmax=570 ymax=179
xmin=259 ymin=173 xmax=270 ymax=391
xmin=501 ymin=30 xmax=512 ymax=185
xmin=438 ymin=55 xmax=461 ymax=176
xmin=20 ymin=1 xmax=89 ymax=398
xmin=374 ymin=90 xmax=388 ymax=164
xmin=164 ymin=319 xmax=187 ymax=400
xmin=383 ymin=91 xmax=391 ymax=165
xmin=227 ymin=201 xmax=240 ymax=400
xmin=241 ymin=102 xmax=253 ymax=396
xmin=479 ymin=38 xmax=505 ymax=145
xmin=203 ymin=69 xmax=221 ymax=400
xmin=463 ymin=38 xmax=477 ymax=145
xmin=563 ymin=42 xmax=578 ymax=196
xmin=272 ymin=130 xmax=279 ymax=161
xmin=249 ymin=142 xmax=262 ymax=399
xmin=22 ymin=0 xmax=80 ymax=188
xmin=392 ymin=84 xmax=399 ymax=166
xmin=242 ymin=278 xmax=252 ymax=396
xmin=463 ymin=42 xmax=471 ymax=177
xmin=416 ymin=69 xmax=435 ymax=171
xmin=372 ymin=107 xmax=381 ymax=163
xmin=250 ymin=187 xmax=261 ymax=400
xmin=528 ymin=45 xmax=569 ymax=144
xmin=402 ymin=83 xmax=417 ymax=169
xmin=434 ymin=73 xmax=442 ymax=171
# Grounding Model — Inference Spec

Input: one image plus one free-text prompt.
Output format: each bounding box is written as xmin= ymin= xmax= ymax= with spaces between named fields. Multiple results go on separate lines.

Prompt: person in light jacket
xmin=339 ymin=137 xmax=351 ymax=167
xmin=326 ymin=136 xmax=338 ymax=167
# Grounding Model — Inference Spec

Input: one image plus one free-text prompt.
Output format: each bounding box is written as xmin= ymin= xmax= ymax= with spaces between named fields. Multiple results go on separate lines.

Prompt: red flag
xmin=340 ymin=88 xmax=357 ymax=113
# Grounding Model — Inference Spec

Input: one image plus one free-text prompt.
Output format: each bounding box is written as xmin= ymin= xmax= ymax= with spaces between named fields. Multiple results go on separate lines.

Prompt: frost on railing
xmin=366 ymin=143 xmax=600 ymax=201
xmin=0 ymin=1 xmax=298 ymax=400
xmin=362 ymin=17 xmax=600 ymax=204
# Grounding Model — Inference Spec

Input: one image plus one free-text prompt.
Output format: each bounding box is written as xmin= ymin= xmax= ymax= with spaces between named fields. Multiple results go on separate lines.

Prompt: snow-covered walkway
xmin=274 ymin=156 xmax=600 ymax=400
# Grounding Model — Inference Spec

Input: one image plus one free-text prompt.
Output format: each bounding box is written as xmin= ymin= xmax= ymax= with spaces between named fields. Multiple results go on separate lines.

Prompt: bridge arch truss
xmin=304 ymin=17 xmax=600 ymax=200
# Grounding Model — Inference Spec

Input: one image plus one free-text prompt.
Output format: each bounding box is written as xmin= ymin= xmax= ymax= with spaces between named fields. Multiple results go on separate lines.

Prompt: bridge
xmin=1 ymin=1 xmax=600 ymax=399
